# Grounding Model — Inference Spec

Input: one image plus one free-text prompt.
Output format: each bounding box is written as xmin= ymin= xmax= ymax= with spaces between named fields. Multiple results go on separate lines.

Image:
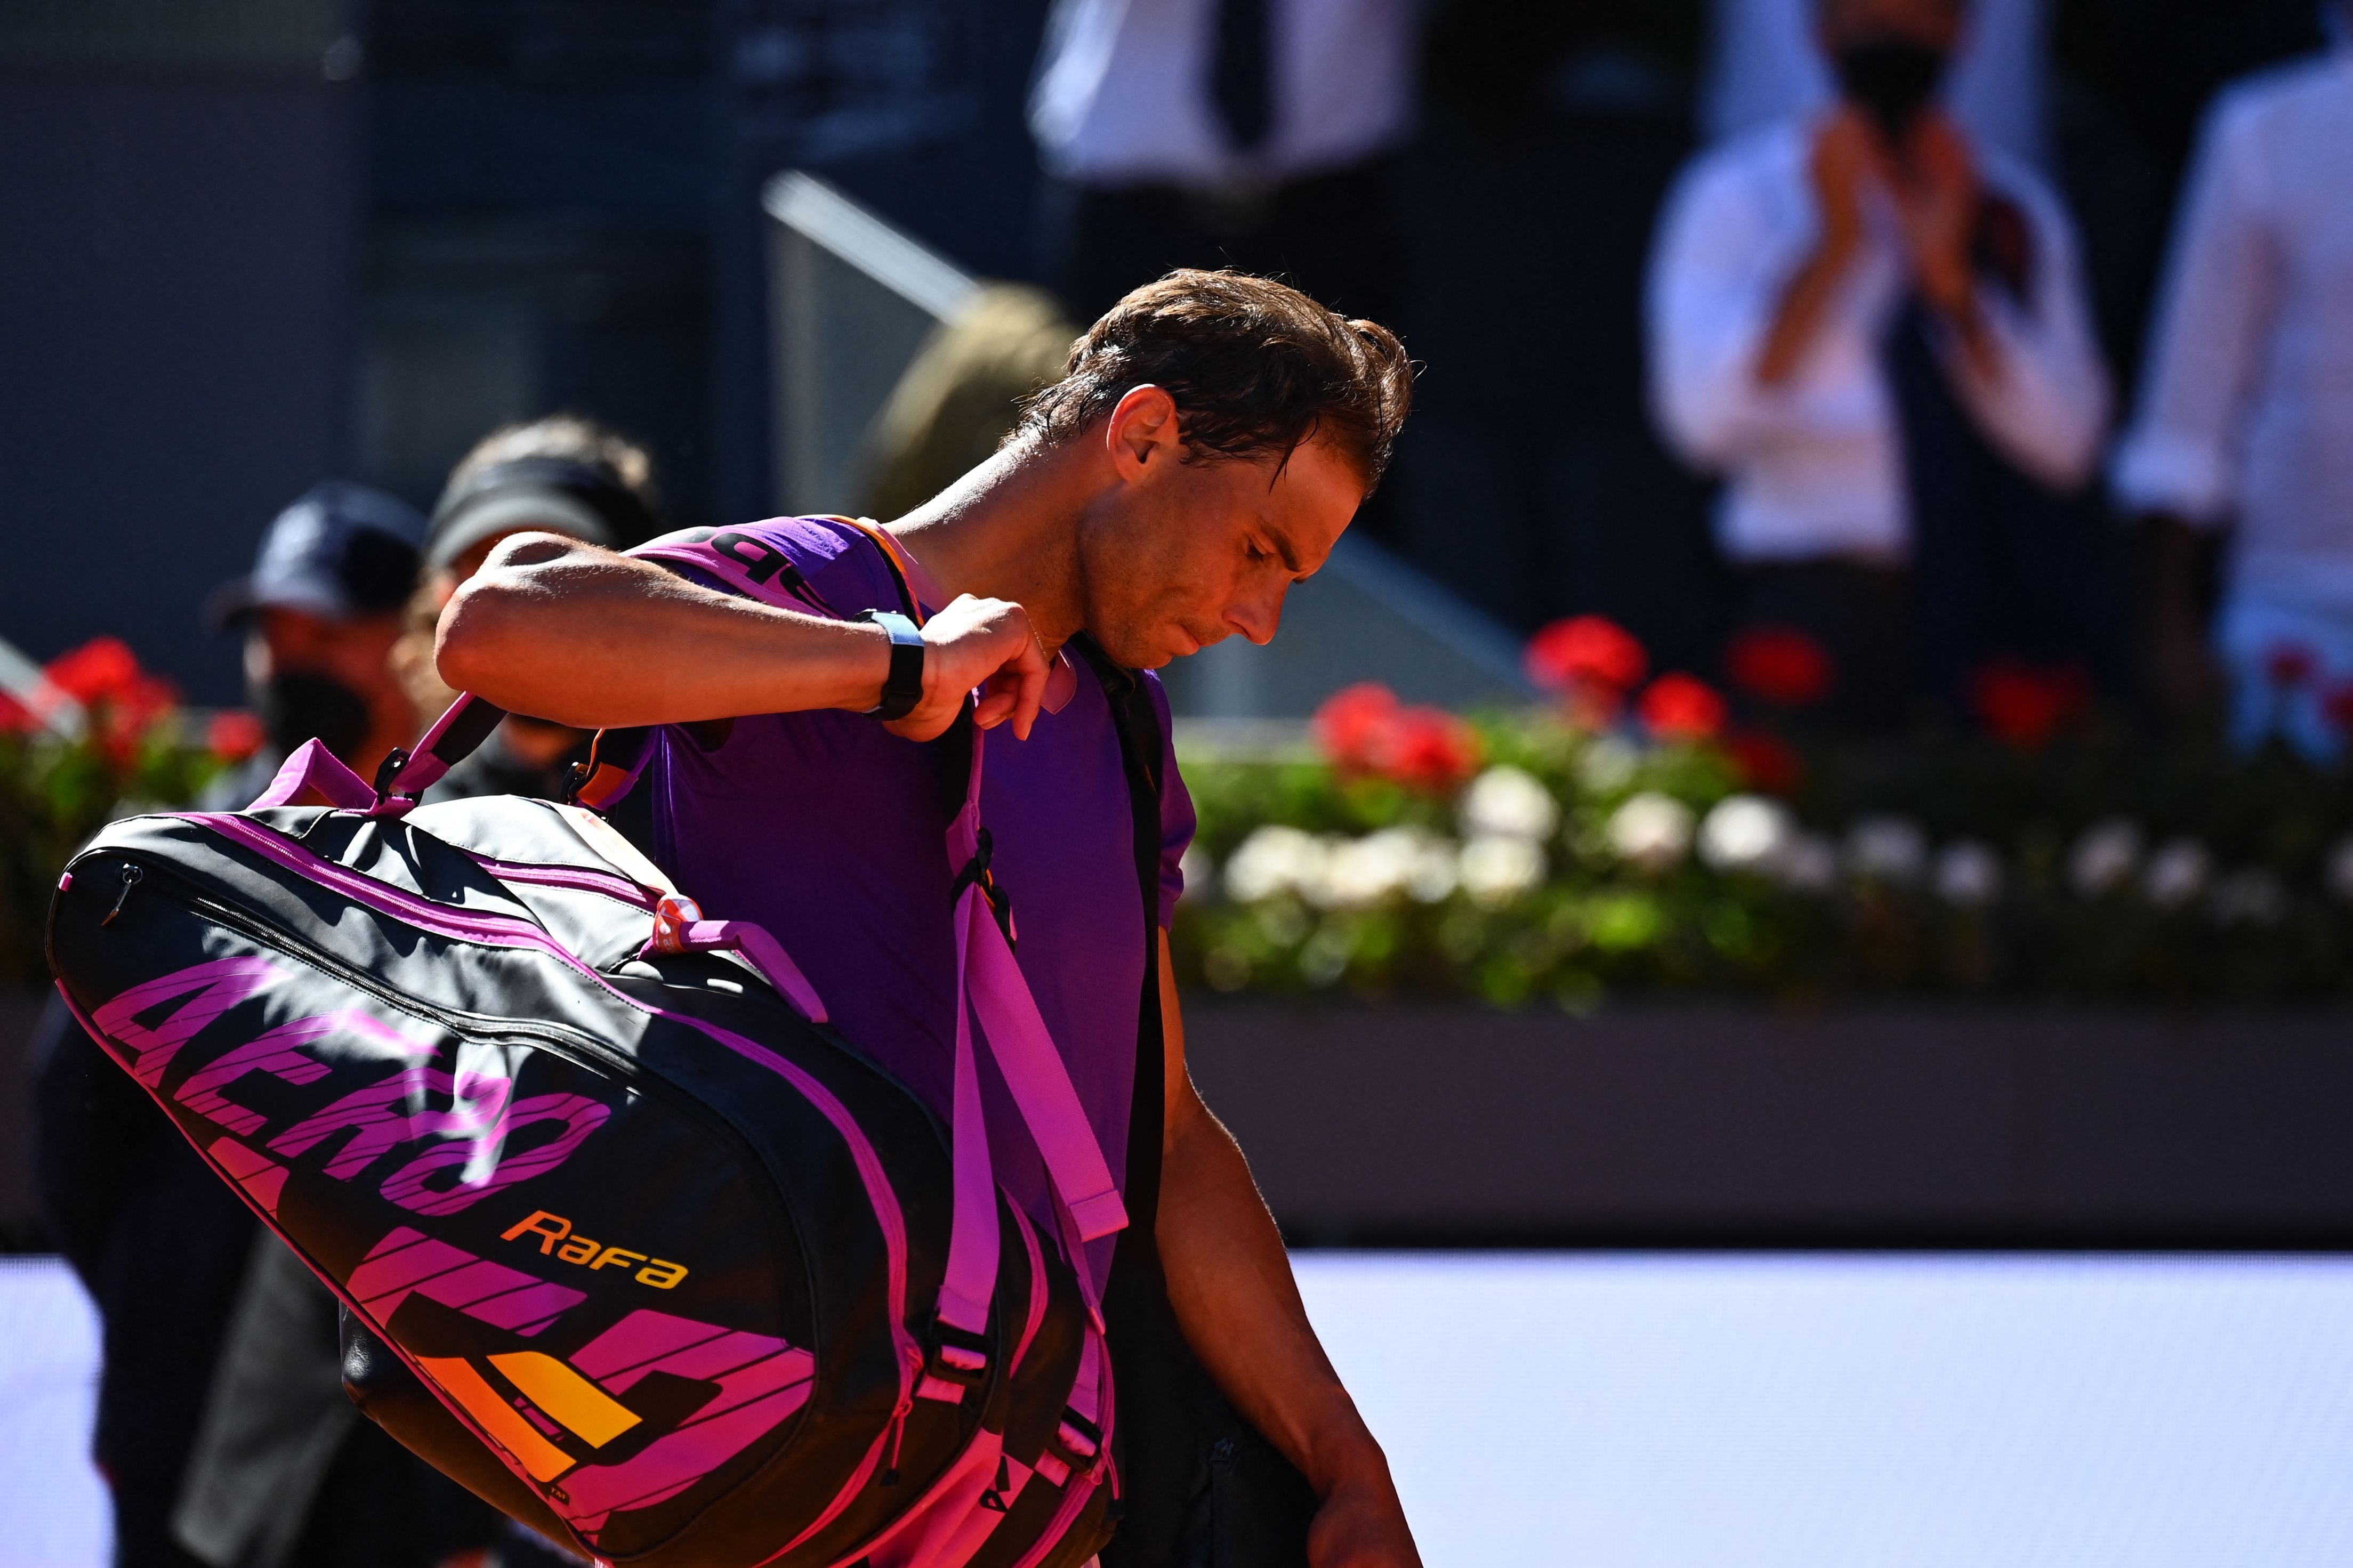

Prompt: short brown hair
xmin=1014 ymin=269 xmax=1414 ymax=490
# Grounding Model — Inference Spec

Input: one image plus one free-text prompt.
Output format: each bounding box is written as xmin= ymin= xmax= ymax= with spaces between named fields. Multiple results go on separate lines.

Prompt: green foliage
xmin=0 ymin=718 xmax=230 ymax=985
xmin=1172 ymin=714 xmax=2353 ymax=1007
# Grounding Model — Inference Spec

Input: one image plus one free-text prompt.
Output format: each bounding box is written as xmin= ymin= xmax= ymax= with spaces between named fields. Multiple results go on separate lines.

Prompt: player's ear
xmin=1106 ymin=386 xmax=1182 ymax=481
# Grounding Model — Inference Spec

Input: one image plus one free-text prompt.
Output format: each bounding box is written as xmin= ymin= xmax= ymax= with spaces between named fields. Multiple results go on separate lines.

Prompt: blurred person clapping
xmin=2113 ymin=5 xmax=2353 ymax=754
xmin=1648 ymin=0 xmax=2113 ymax=730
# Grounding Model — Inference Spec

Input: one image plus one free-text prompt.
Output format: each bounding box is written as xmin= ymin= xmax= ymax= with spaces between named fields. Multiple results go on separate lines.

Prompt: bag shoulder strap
xmin=1062 ymin=635 xmax=1170 ymax=1252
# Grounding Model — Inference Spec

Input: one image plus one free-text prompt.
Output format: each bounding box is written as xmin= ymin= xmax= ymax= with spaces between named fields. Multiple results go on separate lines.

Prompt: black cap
xmin=205 ymin=481 xmax=426 ymax=630
xmin=425 ymin=457 xmax=658 ymax=572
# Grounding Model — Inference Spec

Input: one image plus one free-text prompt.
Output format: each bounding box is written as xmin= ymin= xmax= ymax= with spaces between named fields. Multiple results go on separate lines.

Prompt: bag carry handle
xmin=365 ymin=693 xmax=512 ymax=816
xmin=252 ymin=738 xmax=380 ymax=811
xmin=249 ymin=693 xmax=517 ymax=818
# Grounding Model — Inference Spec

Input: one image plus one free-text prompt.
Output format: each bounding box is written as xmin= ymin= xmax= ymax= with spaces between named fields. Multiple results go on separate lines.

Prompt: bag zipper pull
xmin=879 ymin=1392 xmax=912 ymax=1486
xmin=101 ymin=864 xmax=144 ymax=927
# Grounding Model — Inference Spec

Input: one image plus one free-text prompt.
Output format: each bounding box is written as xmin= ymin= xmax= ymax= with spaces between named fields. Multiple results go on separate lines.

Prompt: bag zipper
xmin=465 ymin=854 xmax=659 ymax=910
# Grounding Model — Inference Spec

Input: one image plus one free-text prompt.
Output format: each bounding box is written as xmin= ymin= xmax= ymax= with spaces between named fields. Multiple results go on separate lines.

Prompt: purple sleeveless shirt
xmin=632 ymin=518 xmax=1194 ymax=1284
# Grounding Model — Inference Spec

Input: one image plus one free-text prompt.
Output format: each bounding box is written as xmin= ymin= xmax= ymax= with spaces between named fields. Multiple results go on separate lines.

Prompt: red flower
xmin=1312 ymin=682 xmax=1401 ymax=773
xmin=1383 ymin=705 xmax=1482 ymax=794
xmin=1525 ymin=616 xmax=1647 ymax=694
xmin=1310 ymin=682 xmax=1480 ymax=793
xmin=45 ymin=637 xmax=146 ymax=706
xmin=1639 ymin=673 xmax=1727 ymax=740
xmin=0 ymin=688 xmax=34 ymax=733
xmin=2266 ymin=643 xmax=2317 ymax=689
xmin=1726 ymin=625 xmax=1834 ymax=707
xmin=2322 ymin=682 xmax=2353 ymax=736
xmin=1725 ymin=728 xmax=1803 ymax=795
xmin=208 ymin=710 xmax=267 ymax=762
xmin=1969 ymin=658 xmax=2091 ymax=749
xmin=43 ymin=637 xmax=178 ymax=765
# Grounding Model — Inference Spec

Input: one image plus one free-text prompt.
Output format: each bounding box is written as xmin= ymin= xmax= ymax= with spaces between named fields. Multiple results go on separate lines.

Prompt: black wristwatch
xmin=859 ymin=609 xmax=925 ymax=721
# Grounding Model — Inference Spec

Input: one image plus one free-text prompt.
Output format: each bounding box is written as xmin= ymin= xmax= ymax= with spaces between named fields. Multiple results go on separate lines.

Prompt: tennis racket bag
xmin=46 ymin=694 xmax=1127 ymax=1568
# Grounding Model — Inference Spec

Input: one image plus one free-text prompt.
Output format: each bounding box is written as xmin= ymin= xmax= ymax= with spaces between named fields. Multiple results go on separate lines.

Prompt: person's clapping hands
xmin=1887 ymin=109 xmax=1984 ymax=320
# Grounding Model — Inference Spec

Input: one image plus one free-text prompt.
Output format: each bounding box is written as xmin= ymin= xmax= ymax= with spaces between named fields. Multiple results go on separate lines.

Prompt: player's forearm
xmin=1153 ymin=927 xmax=1392 ymax=1499
xmin=435 ymin=533 xmax=891 ymax=727
xmin=1156 ymin=1087 xmax=1392 ymax=1496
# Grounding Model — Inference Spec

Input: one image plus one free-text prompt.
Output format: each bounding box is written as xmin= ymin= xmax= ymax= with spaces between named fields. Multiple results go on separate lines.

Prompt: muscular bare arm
xmin=1153 ymin=931 xmax=1420 ymax=1568
xmin=435 ymin=532 xmax=1047 ymax=741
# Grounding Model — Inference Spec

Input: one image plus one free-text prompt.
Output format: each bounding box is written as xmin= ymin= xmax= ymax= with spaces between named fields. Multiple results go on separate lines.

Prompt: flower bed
xmin=1172 ymin=621 xmax=2353 ymax=1006
xmin=1 ymin=639 xmax=251 ymax=985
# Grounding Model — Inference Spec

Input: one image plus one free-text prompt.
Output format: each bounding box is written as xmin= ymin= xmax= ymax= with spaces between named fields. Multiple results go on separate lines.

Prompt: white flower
xmin=1606 ymin=791 xmax=1695 ymax=873
xmin=2069 ymin=819 xmax=2143 ymax=896
xmin=1307 ymin=828 xmax=1456 ymax=911
xmin=1460 ymin=765 xmax=1561 ymax=843
xmin=1697 ymin=795 xmax=1794 ymax=874
xmin=2142 ymin=838 xmax=2212 ymax=909
xmin=1576 ymin=735 xmax=1640 ymax=794
xmin=1772 ymin=832 xmax=1840 ymax=893
xmin=1933 ymin=840 xmax=2004 ymax=907
xmin=1844 ymin=815 xmax=1928 ymax=883
xmin=1178 ymin=842 xmax=1215 ymax=903
xmin=1458 ymin=834 xmax=1546 ymax=907
xmin=2326 ymin=836 xmax=2353 ymax=903
xmin=2210 ymin=867 xmax=2288 ymax=926
xmin=1403 ymin=834 xmax=1461 ymax=903
xmin=1221 ymin=826 xmax=1325 ymax=904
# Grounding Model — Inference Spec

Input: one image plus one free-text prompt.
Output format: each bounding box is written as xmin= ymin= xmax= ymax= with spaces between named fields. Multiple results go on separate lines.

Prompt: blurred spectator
xmin=200 ymin=483 xmax=428 ymax=799
xmin=391 ymin=415 xmax=664 ymax=803
xmin=1029 ymin=0 xmax=1415 ymax=326
xmin=2112 ymin=14 xmax=2353 ymax=757
xmin=1648 ymin=0 xmax=2110 ymax=729
xmin=36 ymin=484 xmax=500 ymax=1568
xmin=855 ymin=284 xmax=1077 ymax=521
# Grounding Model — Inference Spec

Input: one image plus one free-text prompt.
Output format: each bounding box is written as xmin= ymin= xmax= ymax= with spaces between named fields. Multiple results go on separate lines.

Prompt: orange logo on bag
xmin=501 ymin=1210 xmax=688 ymax=1289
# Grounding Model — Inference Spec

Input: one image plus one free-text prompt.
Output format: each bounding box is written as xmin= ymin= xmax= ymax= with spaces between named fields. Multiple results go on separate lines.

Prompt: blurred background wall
xmin=2 ymin=0 xmax=2335 ymax=704
xmin=1 ymin=0 xmax=362 ymax=706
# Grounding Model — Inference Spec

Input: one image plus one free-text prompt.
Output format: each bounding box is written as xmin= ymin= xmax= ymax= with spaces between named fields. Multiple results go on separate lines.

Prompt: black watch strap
xmin=859 ymin=609 xmax=925 ymax=721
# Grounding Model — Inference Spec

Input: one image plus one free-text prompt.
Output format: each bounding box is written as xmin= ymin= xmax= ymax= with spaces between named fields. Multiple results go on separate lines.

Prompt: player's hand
xmin=1307 ymin=1473 xmax=1422 ymax=1568
xmin=883 ymin=593 xmax=1049 ymax=743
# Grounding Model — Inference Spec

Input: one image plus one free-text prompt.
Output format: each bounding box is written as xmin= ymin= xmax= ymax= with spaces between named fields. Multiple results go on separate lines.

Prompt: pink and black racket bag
xmin=45 ymin=694 xmax=1127 ymax=1568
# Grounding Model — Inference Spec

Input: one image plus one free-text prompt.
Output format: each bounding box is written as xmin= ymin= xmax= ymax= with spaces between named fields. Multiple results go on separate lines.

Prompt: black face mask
xmin=1833 ymin=38 xmax=1948 ymax=140
xmin=257 ymin=668 xmax=373 ymax=764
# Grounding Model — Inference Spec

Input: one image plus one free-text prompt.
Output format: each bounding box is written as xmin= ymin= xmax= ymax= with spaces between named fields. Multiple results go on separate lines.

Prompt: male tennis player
xmin=439 ymin=270 xmax=1420 ymax=1568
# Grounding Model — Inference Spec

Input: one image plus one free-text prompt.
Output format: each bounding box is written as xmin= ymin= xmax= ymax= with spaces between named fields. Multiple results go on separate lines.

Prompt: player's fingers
xmin=1006 ymin=636 xmax=1049 ymax=742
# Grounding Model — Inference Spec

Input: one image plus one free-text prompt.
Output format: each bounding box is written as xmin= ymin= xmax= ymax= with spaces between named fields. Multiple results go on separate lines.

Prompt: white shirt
xmin=2112 ymin=50 xmax=2353 ymax=618
xmin=1646 ymin=117 xmax=2110 ymax=565
xmin=1029 ymin=0 xmax=1415 ymax=189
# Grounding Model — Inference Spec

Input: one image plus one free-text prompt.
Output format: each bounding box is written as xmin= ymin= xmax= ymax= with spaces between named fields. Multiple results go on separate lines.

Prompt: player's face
xmin=1077 ymin=436 xmax=1364 ymax=670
